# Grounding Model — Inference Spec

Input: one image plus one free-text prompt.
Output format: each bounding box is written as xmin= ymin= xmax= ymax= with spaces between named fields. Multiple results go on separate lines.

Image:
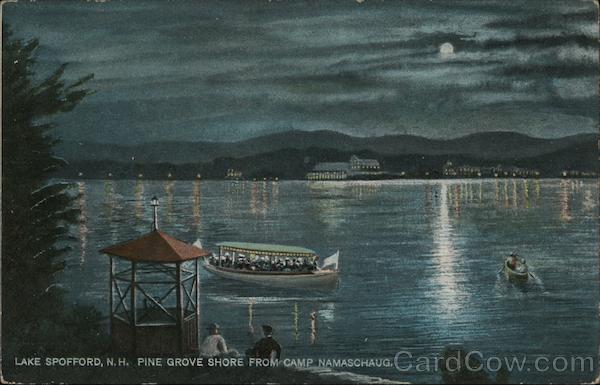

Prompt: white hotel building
xmin=306 ymin=155 xmax=382 ymax=180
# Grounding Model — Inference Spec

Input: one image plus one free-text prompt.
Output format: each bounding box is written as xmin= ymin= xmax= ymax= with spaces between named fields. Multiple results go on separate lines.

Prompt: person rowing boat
xmin=503 ymin=252 xmax=528 ymax=282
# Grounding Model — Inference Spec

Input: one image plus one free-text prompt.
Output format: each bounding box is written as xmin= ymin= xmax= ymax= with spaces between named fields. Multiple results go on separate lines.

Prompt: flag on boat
xmin=321 ymin=250 xmax=339 ymax=270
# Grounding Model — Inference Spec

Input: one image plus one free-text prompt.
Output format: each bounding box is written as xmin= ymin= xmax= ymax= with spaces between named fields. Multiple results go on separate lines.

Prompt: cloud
xmin=481 ymin=34 xmax=597 ymax=50
xmin=501 ymin=63 xmax=596 ymax=78
xmin=552 ymin=77 xmax=598 ymax=99
xmin=5 ymin=0 xmax=598 ymax=143
xmin=484 ymin=9 xmax=597 ymax=30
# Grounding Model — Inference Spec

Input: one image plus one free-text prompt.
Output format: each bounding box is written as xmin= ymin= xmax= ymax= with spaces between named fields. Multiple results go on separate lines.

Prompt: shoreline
xmin=57 ymin=176 xmax=597 ymax=182
xmin=3 ymin=360 xmax=406 ymax=384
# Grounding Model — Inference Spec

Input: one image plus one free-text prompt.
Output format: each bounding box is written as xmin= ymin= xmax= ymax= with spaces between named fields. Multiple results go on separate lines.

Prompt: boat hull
xmin=202 ymin=263 xmax=339 ymax=288
xmin=503 ymin=261 xmax=528 ymax=282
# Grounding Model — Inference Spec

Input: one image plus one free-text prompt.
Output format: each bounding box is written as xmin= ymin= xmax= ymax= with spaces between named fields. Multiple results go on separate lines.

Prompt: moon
xmin=439 ymin=42 xmax=454 ymax=57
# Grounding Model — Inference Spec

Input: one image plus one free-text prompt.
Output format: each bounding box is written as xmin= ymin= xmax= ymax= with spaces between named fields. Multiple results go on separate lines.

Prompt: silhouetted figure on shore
xmin=247 ymin=324 xmax=281 ymax=361
xmin=200 ymin=323 xmax=238 ymax=358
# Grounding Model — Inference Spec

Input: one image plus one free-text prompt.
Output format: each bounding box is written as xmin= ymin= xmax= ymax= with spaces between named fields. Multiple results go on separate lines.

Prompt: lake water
xmin=60 ymin=178 xmax=599 ymax=383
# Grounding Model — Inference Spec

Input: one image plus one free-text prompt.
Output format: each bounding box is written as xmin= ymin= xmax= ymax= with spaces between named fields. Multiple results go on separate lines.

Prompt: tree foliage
xmin=2 ymin=26 xmax=94 ymax=329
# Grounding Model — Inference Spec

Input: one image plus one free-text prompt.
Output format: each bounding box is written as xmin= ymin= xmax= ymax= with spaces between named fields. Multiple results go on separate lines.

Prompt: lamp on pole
xmin=150 ymin=196 xmax=159 ymax=231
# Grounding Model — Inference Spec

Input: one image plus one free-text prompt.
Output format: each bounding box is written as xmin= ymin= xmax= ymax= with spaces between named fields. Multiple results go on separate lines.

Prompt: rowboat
xmin=503 ymin=254 xmax=528 ymax=282
xmin=202 ymin=242 xmax=339 ymax=288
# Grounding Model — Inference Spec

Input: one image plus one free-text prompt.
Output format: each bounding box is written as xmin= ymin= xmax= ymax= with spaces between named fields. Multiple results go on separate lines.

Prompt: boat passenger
xmin=303 ymin=260 xmax=312 ymax=272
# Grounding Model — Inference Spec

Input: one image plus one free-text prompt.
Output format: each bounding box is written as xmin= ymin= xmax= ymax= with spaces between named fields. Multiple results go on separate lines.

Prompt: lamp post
xmin=150 ymin=196 xmax=159 ymax=231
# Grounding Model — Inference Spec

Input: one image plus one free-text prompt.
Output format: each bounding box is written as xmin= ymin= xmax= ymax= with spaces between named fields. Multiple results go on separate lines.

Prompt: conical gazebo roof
xmin=100 ymin=230 xmax=210 ymax=263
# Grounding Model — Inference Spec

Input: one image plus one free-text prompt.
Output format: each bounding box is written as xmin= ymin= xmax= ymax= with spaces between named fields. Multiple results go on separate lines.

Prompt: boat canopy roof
xmin=217 ymin=242 xmax=316 ymax=257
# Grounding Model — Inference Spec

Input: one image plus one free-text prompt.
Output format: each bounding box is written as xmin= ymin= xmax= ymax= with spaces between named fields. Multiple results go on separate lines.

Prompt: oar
xmin=498 ymin=258 xmax=508 ymax=275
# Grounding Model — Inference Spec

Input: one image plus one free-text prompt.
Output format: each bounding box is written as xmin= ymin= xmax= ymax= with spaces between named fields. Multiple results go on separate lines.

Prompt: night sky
xmin=5 ymin=0 xmax=598 ymax=144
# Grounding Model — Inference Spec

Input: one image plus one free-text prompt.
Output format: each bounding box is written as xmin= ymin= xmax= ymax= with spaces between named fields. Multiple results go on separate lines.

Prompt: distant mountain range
xmin=56 ymin=130 xmax=597 ymax=165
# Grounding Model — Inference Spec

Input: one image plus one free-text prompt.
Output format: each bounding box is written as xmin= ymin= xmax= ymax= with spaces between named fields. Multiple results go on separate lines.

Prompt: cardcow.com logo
xmin=394 ymin=350 xmax=596 ymax=374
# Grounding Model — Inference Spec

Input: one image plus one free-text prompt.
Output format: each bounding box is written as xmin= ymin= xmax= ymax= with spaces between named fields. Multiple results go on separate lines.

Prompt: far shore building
xmin=225 ymin=168 xmax=243 ymax=180
xmin=443 ymin=161 xmax=481 ymax=178
xmin=443 ymin=161 xmax=540 ymax=178
xmin=307 ymin=155 xmax=382 ymax=180
xmin=308 ymin=162 xmax=349 ymax=180
xmin=350 ymin=155 xmax=380 ymax=173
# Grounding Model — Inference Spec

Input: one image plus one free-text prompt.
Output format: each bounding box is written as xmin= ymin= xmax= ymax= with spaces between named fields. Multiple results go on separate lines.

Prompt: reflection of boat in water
xmin=203 ymin=242 xmax=339 ymax=288
xmin=503 ymin=253 xmax=528 ymax=282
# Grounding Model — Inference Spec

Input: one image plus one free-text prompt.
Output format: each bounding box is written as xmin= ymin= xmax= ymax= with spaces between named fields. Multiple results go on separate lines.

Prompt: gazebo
xmin=99 ymin=197 xmax=210 ymax=355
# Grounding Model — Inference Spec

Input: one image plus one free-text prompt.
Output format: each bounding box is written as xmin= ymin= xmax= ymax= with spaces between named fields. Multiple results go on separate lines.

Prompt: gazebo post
xmin=109 ymin=256 xmax=114 ymax=337
xmin=195 ymin=258 xmax=200 ymax=350
xmin=176 ymin=262 xmax=184 ymax=353
xmin=131 ymin=261 xmax=137 ymax=354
